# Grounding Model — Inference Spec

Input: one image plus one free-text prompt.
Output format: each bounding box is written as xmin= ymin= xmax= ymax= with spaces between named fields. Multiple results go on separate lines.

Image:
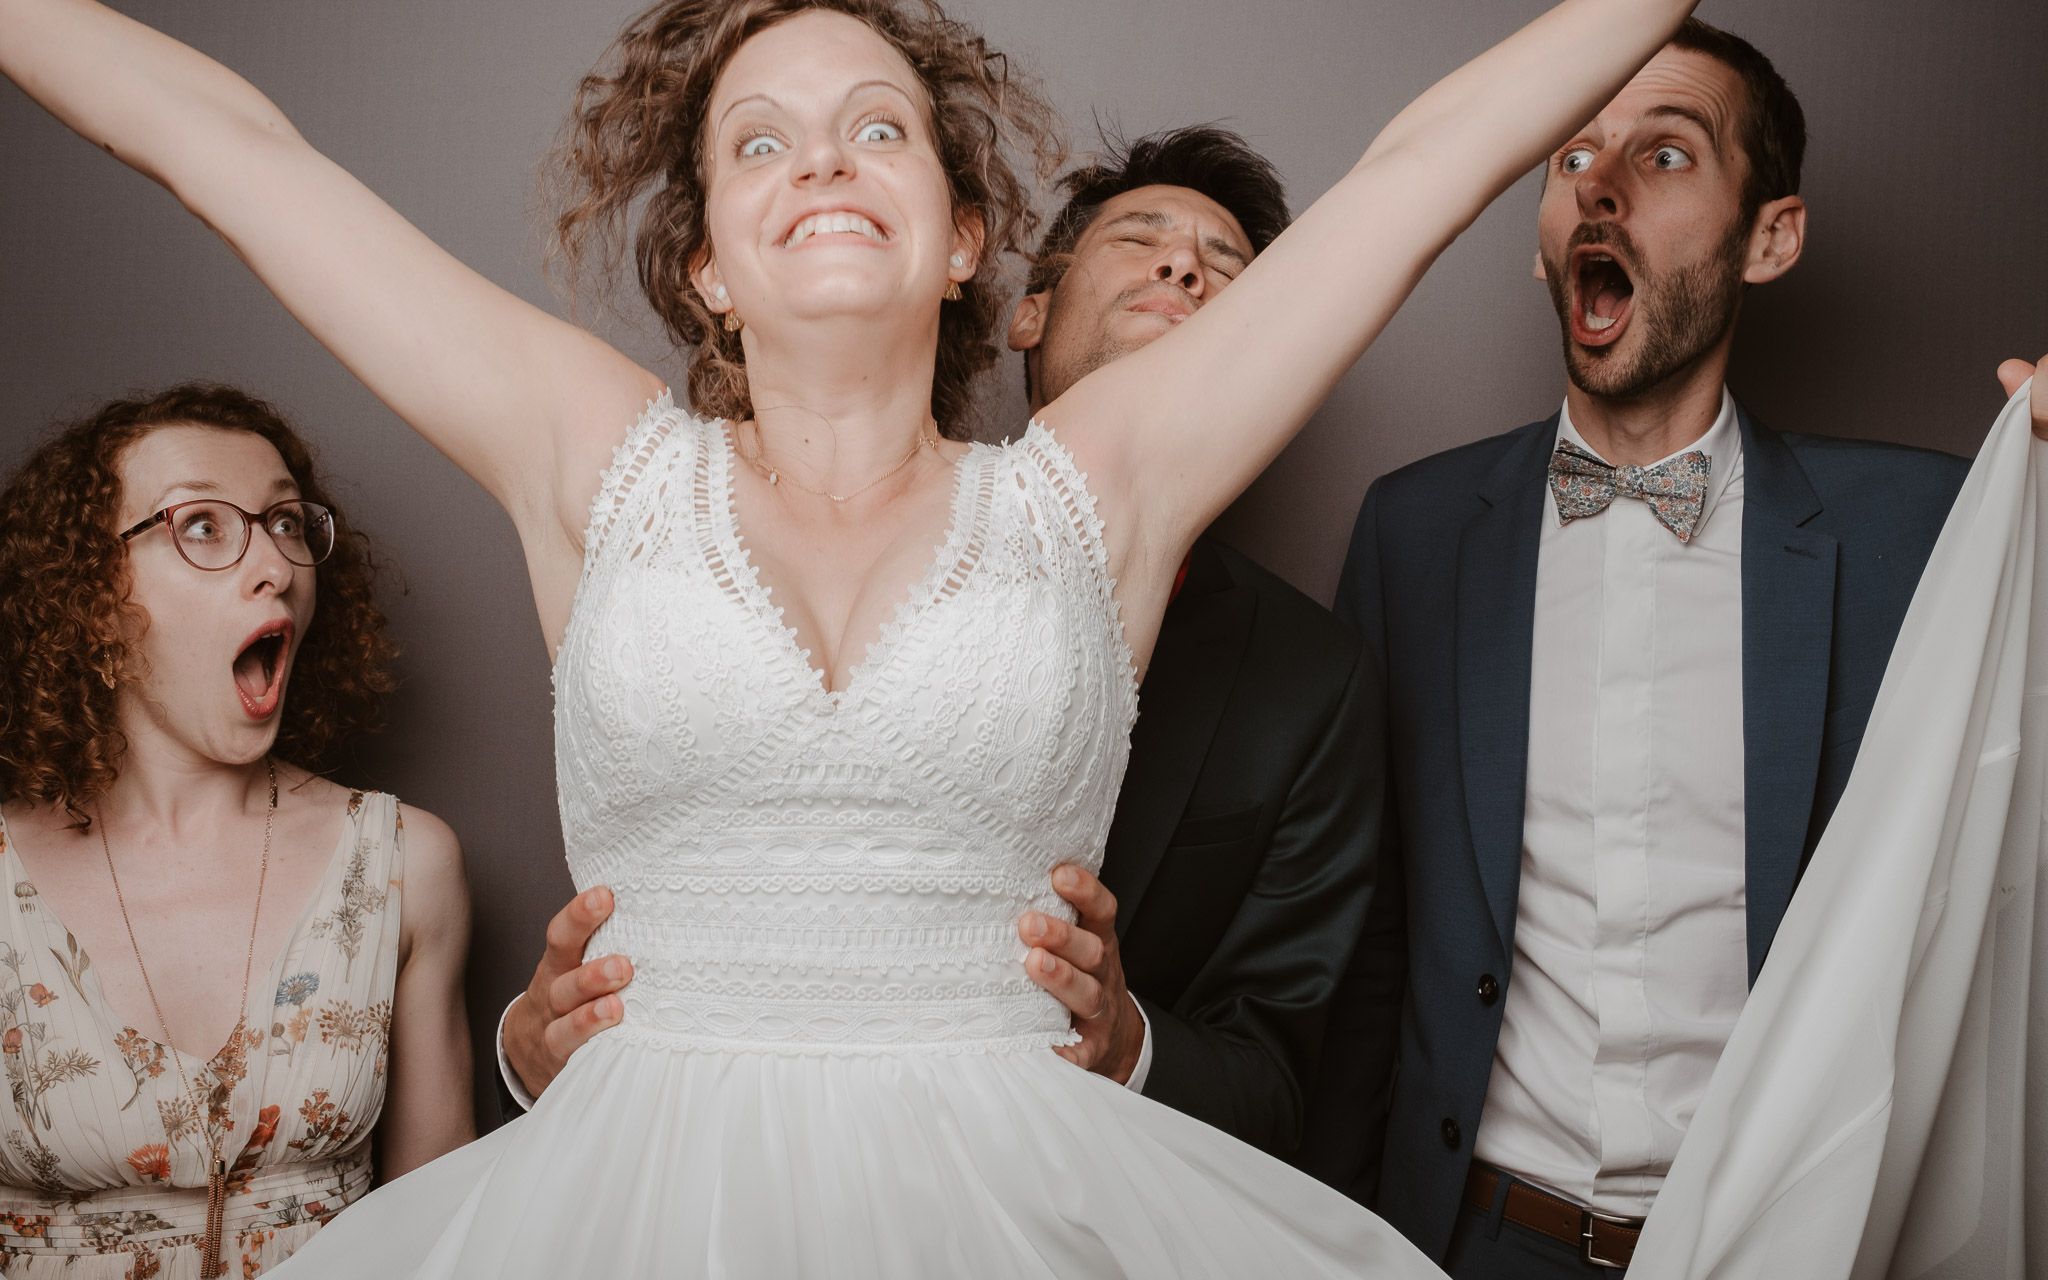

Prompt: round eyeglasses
xmin=119 ymin=499 xmax=337 ymax=571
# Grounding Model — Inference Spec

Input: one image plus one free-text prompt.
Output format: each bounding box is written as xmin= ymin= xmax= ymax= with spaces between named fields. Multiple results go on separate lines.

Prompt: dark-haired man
xmin=1303 ymin=17 xmax=2035 ymax=1278
xmin=497 ymin=127 xmax=1387 ymax=1158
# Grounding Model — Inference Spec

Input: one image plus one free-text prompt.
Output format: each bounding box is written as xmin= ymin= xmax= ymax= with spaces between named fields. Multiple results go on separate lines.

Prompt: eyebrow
xmin=1097 ymin=209 xmax=1179 ymax=237
xmin=715 ymin=78 xmax=919 ymax=134
xmin=1645 ymin=104 xmax=1721 ymax=148
xmin=146 ymin=475 xmax=297 ymax=511
xmin=845 ymin=78 xmax=917 ymax=104
xmin=147 ymin=478 xmax=222 ymax=510
xmin=1096 ymin=210 xmax=1251 ymax=267
xmin=1098 ymin=209 xmax=1173 ymax=236
xmin=717 ymin=92 xmax=780 ymax=134
xmin=1203 ymin=236 xmax=1250 ymax=269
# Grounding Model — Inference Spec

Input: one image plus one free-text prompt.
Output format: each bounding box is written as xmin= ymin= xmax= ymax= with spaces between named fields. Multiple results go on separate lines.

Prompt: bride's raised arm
xmin=1045 ymin=0 xmax=1697 ymax=586
xmin=0 ymin=0 xmax=661 ymax=638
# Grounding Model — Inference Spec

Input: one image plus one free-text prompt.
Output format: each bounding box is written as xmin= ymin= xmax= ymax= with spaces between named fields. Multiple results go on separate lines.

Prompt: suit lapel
xmin=1737 ymin=408 xmax=1837 ymax=983
xmin=1101 ymin=538 xmax=1255 ymax=937
xmin=1456 ymin=420 xmax=1555 ymax=955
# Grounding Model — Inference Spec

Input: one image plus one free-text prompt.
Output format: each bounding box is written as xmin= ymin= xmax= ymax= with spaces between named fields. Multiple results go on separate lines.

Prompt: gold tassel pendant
xmin=202 ymin=1155 xmax=228 ymax=1278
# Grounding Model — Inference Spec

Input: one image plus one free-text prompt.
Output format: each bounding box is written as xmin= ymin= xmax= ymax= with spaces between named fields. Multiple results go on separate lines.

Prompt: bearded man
xmin=1300 ymin=17 xmax=1988 ymax=1278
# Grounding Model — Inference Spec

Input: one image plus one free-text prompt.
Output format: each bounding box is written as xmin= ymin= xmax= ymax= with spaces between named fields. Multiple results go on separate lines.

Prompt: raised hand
xmin=1996 ymin=355 xmax=2048 ymax=439
xmin=0 ymin=0 xmax=661 ymax=656
xmin=1020 ymin=865 xmax=1146 ymax=1083
xmin=502 ymin=887 xmax=633 ymax=1099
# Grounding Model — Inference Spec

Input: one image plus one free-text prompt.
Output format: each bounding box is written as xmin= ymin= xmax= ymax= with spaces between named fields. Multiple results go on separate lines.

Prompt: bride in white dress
xmin=2 ymin=0 xmax=1696 ymax=1272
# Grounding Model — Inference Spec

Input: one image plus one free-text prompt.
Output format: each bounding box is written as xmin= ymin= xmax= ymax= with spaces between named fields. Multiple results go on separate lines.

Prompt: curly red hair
xmin=0 ymin=384 xmax=397 ymax=826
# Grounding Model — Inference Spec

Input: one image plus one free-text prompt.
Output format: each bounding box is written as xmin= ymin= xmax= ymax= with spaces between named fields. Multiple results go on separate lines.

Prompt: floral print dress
xmin=0 ymin=791 xmax=404 ymax=1279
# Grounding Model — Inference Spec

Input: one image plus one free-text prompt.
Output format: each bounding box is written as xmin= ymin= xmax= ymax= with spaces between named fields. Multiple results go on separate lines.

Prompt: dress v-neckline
xmin=0 ymin=800 xmax=361 ymax=1065
xmin=710 ymin=421 xmax=984 ymax=707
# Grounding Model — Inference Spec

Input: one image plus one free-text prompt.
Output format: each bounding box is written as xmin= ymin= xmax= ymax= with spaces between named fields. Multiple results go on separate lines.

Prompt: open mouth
xmin=1572 ymin=247 xmax=1636 ymax=348
xmin=232 ymin=619 xmax=294 ymax=721
xmin=782 ymin=209 xmax=889 ymax=248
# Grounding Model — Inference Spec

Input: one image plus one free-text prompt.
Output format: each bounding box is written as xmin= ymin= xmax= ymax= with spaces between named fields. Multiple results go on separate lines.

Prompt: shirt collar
xmin=1555 ymin=388 xmax=1741 ymax=537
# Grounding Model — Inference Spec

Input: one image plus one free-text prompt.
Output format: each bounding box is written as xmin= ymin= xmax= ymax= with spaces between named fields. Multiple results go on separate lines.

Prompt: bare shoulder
xmin=276 ymin=767 xmax=352 ymax=811
xmin=0 ymin=798 xmax=69 ymax=846
xmin=393 ymin=803 xmax=465 ymax=889
xmin=389 ymin=802 xmax=468 ymax=954
xmin=548 ymin=370 xmax=673 ymax=542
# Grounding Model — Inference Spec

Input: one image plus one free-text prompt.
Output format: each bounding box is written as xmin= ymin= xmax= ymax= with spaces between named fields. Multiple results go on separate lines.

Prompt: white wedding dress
xmin=277 ymin=397 xmax=1441 ymax=1278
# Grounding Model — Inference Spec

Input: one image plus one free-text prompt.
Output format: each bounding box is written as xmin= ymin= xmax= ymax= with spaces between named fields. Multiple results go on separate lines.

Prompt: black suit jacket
xmin=1295 ymin=404 xmax=1969 ymax=1261
xmin=1101 ymin=534 xmax=1385 ymax=1155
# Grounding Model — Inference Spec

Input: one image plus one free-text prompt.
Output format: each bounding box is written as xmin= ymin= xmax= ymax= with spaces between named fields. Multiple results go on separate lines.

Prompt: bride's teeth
xmin=786 ymin=213 xmax=884 ymax=247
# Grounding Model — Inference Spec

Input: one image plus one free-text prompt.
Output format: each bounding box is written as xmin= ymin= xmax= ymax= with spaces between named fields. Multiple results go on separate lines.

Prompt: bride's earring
xmin=714 ymin=283 xmax=742 ymax=331
xmin=944 ymin=255 xmax=965 ymax=302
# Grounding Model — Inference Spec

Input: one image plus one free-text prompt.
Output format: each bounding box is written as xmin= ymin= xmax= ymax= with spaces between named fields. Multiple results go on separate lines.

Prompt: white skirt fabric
xmin=1635 ymin=380 xmax=2047 ymax=1278
xmin=275 ymin=1031 xmax=1443 ymax=1277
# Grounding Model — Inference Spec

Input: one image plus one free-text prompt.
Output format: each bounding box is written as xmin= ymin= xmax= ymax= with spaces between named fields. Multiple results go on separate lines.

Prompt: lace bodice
xmin=551 ymin=397 xmax=1139 ymax=1055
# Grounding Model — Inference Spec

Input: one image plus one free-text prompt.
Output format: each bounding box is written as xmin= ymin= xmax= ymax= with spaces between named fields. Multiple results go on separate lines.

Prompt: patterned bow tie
xmin=1547 ymin=439 xmax=1712 ymax=543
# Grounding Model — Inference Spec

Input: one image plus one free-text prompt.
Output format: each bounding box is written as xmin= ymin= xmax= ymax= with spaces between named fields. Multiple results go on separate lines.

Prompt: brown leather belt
xmin=1463 ymin=1163 xmax=1643 ymax=1270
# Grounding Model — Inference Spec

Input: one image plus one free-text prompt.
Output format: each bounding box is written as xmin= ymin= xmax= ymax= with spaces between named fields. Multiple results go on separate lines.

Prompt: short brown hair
xmin=1668 ymin=17 xmax=1806 ymax=218
xmin=550 ymin=0 xmax=1064 ymax=440
xmin=0 ymin=384 xmax=397 ymax=825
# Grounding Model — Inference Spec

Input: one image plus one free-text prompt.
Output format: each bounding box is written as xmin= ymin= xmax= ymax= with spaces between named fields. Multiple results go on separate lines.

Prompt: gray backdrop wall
xmin=3 ymin=0 xmax=2043 ymax=1131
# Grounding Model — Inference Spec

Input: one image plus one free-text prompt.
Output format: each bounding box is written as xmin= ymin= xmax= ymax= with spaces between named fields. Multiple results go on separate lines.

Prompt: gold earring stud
xmin=942 ymin=281 xmax=962 ymax=302
xmin=724 ymin=310 xmax=743 ymax=332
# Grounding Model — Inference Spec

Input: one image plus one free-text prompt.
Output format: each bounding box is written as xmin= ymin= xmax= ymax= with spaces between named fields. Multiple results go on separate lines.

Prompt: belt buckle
xmin=1580 ymin=1208 xmax=1639 ymax=1270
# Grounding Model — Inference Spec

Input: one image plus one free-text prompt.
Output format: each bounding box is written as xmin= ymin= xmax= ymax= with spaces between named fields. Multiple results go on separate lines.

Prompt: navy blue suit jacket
xmin=1291 ymin=404 xmax=1969 ymax=1262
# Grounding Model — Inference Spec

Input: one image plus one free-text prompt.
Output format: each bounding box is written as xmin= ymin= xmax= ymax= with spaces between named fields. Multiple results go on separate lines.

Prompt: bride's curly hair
xmin=0 ymin=384 xmax=397 ymax=827
xmin=550 ymin=0 xmax=1064 ymax=440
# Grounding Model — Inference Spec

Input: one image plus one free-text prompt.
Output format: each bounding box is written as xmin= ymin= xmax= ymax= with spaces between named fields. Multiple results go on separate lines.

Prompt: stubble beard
xmin=1035 ymin=283 xmax=1175 ymax=408
xmin=1546 ymin=216 xmax=1751 ymax=401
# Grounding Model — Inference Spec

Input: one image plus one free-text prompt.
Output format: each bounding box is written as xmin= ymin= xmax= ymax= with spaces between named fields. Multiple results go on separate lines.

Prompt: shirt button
xmin=1477 ymin=974 xmax=1499 ymax=1005
xmin=1441 ymin=1118 xmax=1462 ymax=1149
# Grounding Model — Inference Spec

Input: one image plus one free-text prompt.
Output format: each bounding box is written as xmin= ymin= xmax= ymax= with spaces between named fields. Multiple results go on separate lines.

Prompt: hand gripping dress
xmin=278 ymin=396 xmax=1442 ymax=1279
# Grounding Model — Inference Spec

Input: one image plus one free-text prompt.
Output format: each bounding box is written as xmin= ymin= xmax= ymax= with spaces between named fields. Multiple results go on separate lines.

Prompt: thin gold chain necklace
xmin=98 ymin=758 xmax=274 ymax=1280
xmin=737 ymin=417 xmax=937 ymax=503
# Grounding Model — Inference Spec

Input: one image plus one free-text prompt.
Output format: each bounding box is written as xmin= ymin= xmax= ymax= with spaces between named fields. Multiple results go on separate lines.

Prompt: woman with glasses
xmin=0 ymin=383 xmax=475 ymax=1278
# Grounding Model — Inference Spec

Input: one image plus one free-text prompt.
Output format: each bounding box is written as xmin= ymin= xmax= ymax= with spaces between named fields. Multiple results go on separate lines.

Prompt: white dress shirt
xmin=1472 ymin=390 xmax=1752 ymax=1216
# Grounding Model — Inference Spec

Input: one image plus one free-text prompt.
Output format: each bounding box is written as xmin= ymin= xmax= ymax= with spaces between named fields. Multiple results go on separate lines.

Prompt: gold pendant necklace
xmin=99 ymin=758 xmax=274 ymax=1280
xmin=738 ymin=417 xmax=937 ymax=503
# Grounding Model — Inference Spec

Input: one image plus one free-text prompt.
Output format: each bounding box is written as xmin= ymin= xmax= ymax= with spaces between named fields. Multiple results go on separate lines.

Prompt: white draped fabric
xmin=1635 ymin=381 xmax=2046 ymax=1279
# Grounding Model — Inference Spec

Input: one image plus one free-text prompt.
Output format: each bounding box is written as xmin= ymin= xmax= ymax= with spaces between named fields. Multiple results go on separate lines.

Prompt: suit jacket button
xmin=1441 ymin=1118 xmax=1462 ymax=1149
xmin=1477 ymin=974 xmax=1499 ymax=1005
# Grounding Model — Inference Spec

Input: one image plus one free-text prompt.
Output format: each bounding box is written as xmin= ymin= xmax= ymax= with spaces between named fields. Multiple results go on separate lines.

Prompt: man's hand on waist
xmin=502 ymin=886 xmax=634 ymax=1102
xmin=1020 ymin=864 xmax=1147 ymax=1086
